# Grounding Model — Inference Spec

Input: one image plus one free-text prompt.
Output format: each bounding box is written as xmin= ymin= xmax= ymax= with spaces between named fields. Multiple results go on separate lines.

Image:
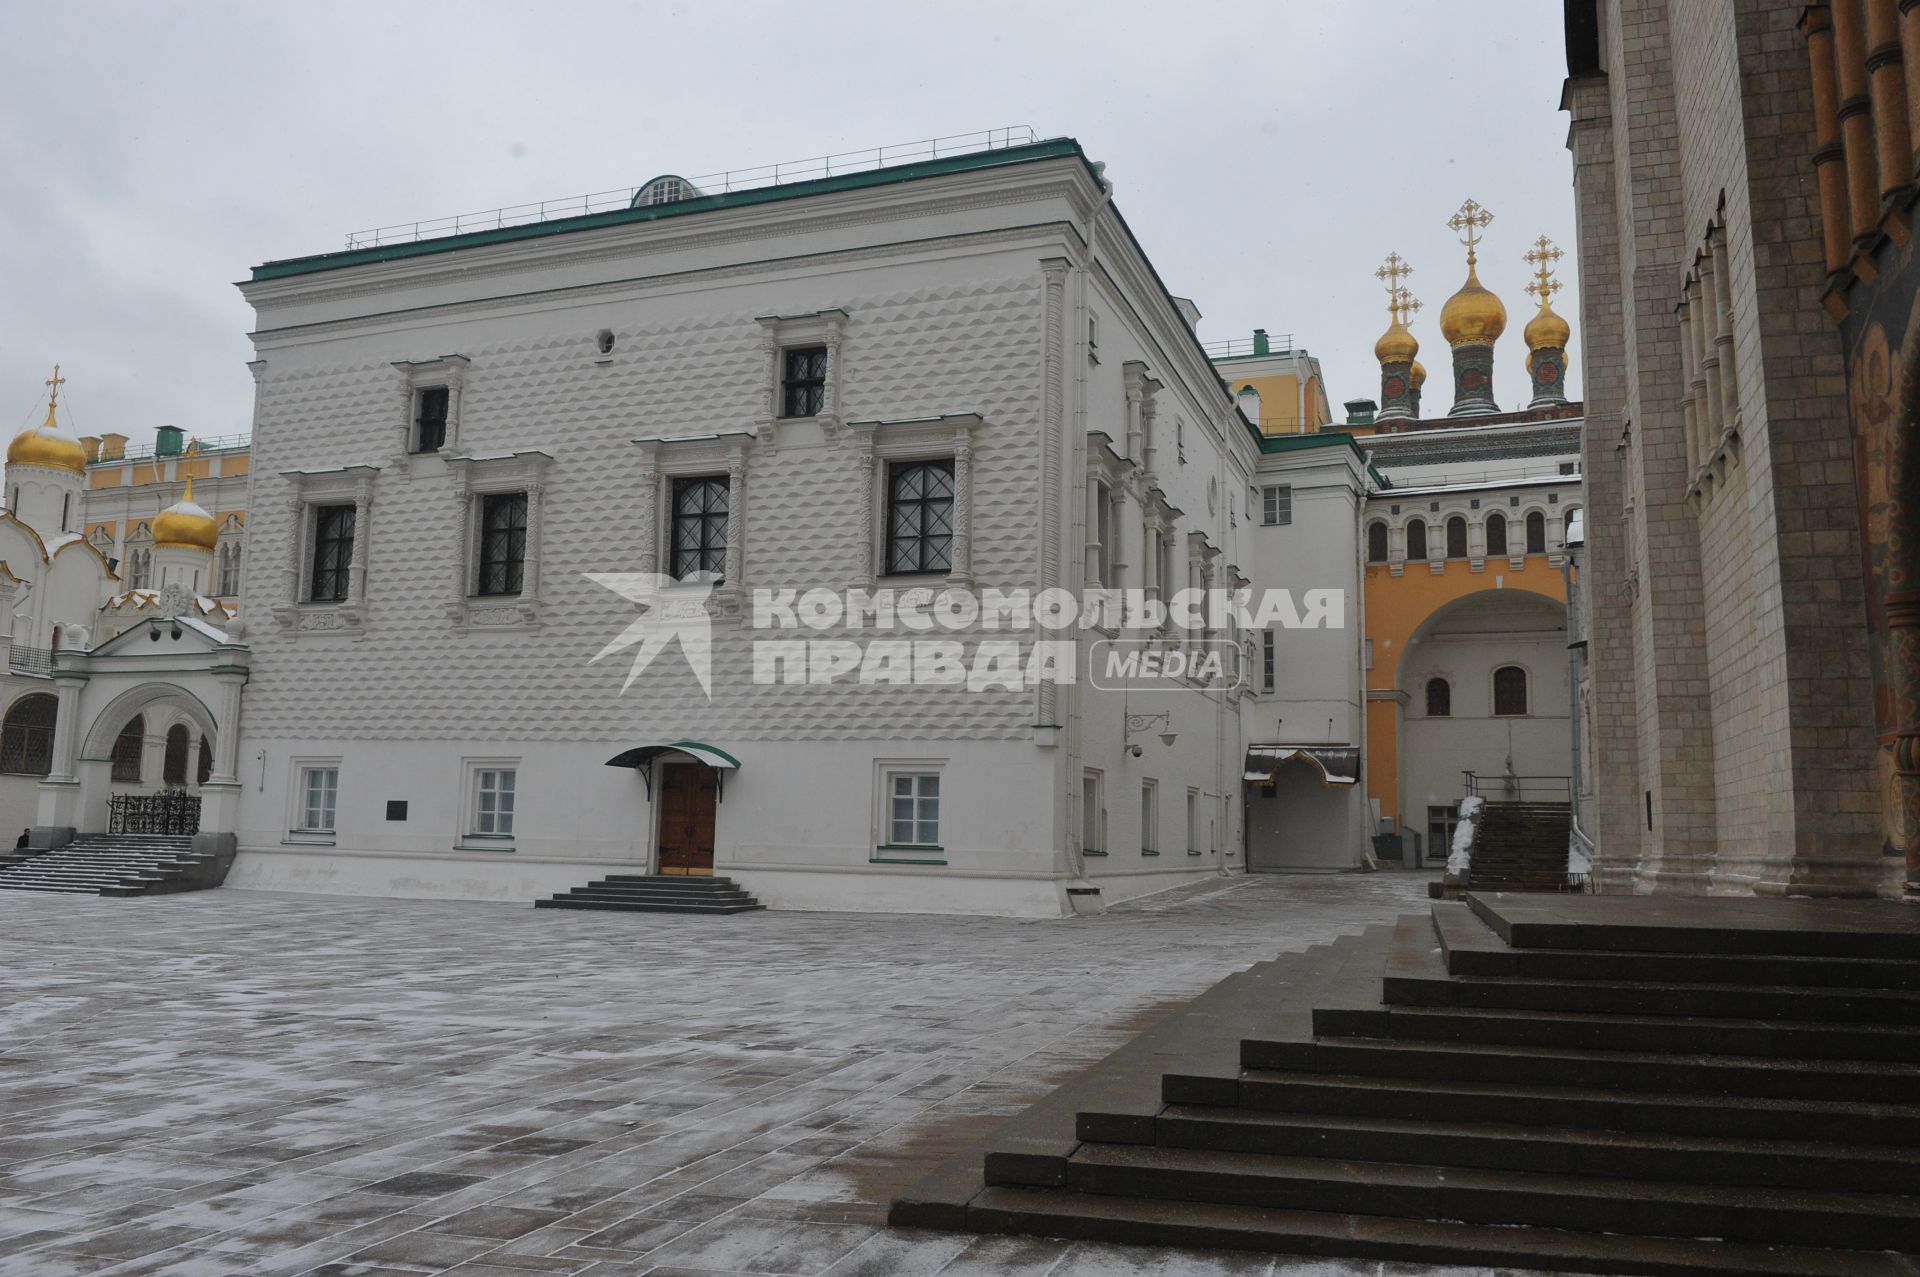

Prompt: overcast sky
xmin=0 ymin=1 xmax=1575 ymax=448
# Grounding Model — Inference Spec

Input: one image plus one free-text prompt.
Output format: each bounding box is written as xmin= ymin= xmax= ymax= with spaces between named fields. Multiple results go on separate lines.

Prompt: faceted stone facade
xmin=1563 ymin=0 xmax=1901 ymax=897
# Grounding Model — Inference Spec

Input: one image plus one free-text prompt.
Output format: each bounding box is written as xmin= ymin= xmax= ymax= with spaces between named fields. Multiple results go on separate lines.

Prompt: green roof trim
xmin=1258 ymin=430 xmax=1388 ymax=487
xmin=252 ymin=139 xmax=1091 ymax=281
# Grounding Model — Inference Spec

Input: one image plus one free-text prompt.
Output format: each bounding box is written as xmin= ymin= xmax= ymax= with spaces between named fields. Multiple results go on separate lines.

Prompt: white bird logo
xmin=585 ymin=573 xmax=717 ymax=699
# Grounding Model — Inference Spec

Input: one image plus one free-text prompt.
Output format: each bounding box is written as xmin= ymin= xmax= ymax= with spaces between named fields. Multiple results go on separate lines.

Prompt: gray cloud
xmin=0 ymin=1 xmax=1575 ymax=444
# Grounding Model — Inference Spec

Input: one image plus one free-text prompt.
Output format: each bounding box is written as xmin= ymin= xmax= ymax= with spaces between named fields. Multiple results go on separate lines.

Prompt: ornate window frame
xmin=845 ymin=413 xmax=983 ymax=591
xmin=390 ymin=355 xmax=469 ymax=473
xmin=273 ymin=464 xmax=380 ymax=634
xmin=755 ymin=309 xmax=848 ymax=448
xmin=444 ymin=450 xmax=552 ymax=632
xmin=631 ymin=431 xmax=756 ymax=612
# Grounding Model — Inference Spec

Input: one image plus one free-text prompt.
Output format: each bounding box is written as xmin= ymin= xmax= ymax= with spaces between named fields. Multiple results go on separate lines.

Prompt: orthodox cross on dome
xmin=1375 ymin=253 xmax=1419 ymax=322
xmin=1525 ymin=235 xmax=1564 ymax=305
xmin=1447 ymin=199 xmax=1495 ymax=266
xmin=44 ymin=364 xmax=64 ymax=411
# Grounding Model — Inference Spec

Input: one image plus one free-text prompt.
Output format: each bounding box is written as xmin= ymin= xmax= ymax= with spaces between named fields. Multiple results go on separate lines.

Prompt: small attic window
xmin=632 ymin=175 xmax=700 ymax=208
xmin=596 ymin=329 xmax=615 ymax=355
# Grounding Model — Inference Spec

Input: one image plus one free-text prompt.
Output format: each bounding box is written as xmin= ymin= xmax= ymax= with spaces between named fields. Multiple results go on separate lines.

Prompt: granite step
xmin=1231 ymin=1067 xmax=1920 ymax=1147
xmin=1061 ymin=1143 xmax=1920 ymax=1250
xmin=1433 ymin=900 xmax=1920 ymax=988
xmin=963 ymin=1186 xmax=1911 ymax=1277
xmin=1147 ymin=1103 xmax=1914 ymax=1193
xmin=1466 ymin=891 xmax=1920 ymax=959
xmin=533 ymin=896 xmax=763 ymax=914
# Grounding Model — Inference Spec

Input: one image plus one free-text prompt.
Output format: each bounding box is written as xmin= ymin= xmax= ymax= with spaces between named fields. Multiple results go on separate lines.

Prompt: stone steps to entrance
xmin=0 ymin=835 xmax=224 ymax=897
xmin=892 ymin=891 xmax=1920 ymax=1275
xmin=534 ymin=874 xmax=765 ymax=915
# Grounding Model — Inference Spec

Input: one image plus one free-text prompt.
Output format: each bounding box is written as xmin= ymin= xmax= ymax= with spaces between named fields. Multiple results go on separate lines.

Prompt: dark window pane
xmin=671 ymin=476 xmax=729 ymax=580
xmin=885 ymin=460 xmax=955 ymax=575
xmin=1 ymin=693 xmax=57 ymax=776
xmin=1525 ymin=511 xmax=1547 ymax=554
xmin=309 ymin=505 xmax=355 ymax=602
xmin=478 ymin=492 xmax=527 ymax=596
xmin=1446 ymin=517 xmax=1468 ymax=559
xmin=111 ymin=714 xmax=145 ymax=783
xmin=414 ymin=386 xmax=449 ymax=453
xmin=1486 ymin=514 xmax=1507 ymax=557
xmin=1426 ymin=678 xmax=1451 ymax=717
xmin=781 ymin=346 xmax=828 ymax=418
xmin=1367 ymin=523 xmax=1388 ymax=563
xmin=1494 ymin=665 xmax=1528 ymax=716
xmin=163 ymin=725 xmax=190 ymax=786
xmin=1406 ymin=520 xmax=1427 ymax=560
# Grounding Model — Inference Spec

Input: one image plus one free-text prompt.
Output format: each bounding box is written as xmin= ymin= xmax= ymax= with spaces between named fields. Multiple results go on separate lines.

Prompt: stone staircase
xmin=1468 ymin=800 xmax=1573 ymax=891
xmin=0 ymin=834 xmax=229 ymax=896
xmin=534 ymin=873 xmax=765 ymax=915
xmin=894 ymin=892 xmax=1920 ymax=1276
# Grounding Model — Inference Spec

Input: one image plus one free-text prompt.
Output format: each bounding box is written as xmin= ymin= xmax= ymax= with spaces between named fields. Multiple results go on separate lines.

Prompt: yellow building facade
xmin=1206 ymin=329 xmax=1334 ymax=436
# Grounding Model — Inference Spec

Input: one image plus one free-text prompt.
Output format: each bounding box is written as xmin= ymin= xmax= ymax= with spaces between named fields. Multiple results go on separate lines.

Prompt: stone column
xmin=1676 ymin=298 xmax=1701 ymax=477
xmin=1868 ymin=0 xmax=1913 ymax=197
xmin=1695 ymin=249 xmax=1726 ymax=442
xmin=344 ymin=478 xmax=373 ymax=624
xmin=633 ymin=443 xmax=660 ymax=576
xmin=851 ymin=427 xmax=879 ymax=590
xmin=1707 ymin=233 xmax=1740 ymax=430
xmin=724 ymin=456 xmax=747 ymax=588
xmin=448 ymin=477 xmax=471 ymax=613
xmin=1805 ymin=5 xmax=1856 ymax=277
xmin=520 ymin=476 xmax=545 ymax=618
xmin=1083 ymin=473 xmax=1102 ymax=590
xmin=1835 ymin=0 xmax=1883 ymax=246
xmin=197 ymin=662 xmax=249 ymax=842
xmin=948 ymin=432 xmax=974 ymax=590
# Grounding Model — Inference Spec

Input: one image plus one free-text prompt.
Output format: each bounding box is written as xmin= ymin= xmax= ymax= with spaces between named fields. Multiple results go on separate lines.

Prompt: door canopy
xmin=605 ymin=740 xmax=740 ymax=799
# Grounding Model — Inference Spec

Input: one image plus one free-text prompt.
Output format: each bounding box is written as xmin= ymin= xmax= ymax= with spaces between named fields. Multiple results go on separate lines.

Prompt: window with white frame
xmin=445 ymin=451 xmax=551 ymax=625
xmin=1262 ymin=485 xmax=1292 ymax=526
xmin=1262 ymin=630 xmax=1276 ymax=693
xmin=473 ymin=767 xmax=517 ymax=836
xmin=300 ymin=766 xmax=338 ymax=832
xmin=671 ymin=475 xmax=729 ymax=581
xmin=275 ymin=465 xmax=380 ymax=630
xmin=886 ymin=459 xmax=954 ymax=576
xmin=1091 ymin=478 xmax=1112 ymax=585
xmin=1186 ymin=788 xmax=1201 ymax=854
xmin=1140 ymin=779 xmax=1158 ymax=854
xmin=391 ymin=356 xmax=467 ymax=462
xmin=412 ymin=386 xmax=450 ymax=454
xmin=886 ymin=772 xmax=941 ymax=848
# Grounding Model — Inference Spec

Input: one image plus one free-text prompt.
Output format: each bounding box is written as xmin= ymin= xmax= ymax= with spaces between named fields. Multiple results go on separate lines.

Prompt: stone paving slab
xmin=0 ymin=872 xmax=1556 ymax=1275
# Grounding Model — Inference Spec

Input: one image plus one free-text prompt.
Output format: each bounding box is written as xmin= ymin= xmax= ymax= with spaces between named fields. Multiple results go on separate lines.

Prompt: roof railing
xmin=90 ymin=433 xmax=252 ymax=465
xmin=1204 ymin=334 xmax=1297 ymax=359
xmin=343 ymin=126 xmax=1044 ymax=250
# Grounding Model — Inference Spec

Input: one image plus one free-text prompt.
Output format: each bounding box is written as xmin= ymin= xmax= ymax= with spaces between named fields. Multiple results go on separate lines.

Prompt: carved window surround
xmin=1143 ymin=488 xmax=1180 ymax=632
xmin=1678 ymin=219 xmax=1744 ymax=509
xmin=390 ymin=355 xmax=470 ymax=474
xmin=632 ymin=430 xmax=757 ymax=615
xmin=273 ymin=464 xmax=381 ymax=635
xmin=445 ymin=450 xmax=553 ymax=632
xmin=846 ymin=413 xmax=983 ymax=592
xmin=755 ymin=309 xmax=848 ymax=449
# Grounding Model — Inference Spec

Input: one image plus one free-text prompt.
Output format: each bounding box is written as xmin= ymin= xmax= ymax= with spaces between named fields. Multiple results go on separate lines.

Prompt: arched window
xmin=1525 ymin=510 xmax=1547 ymax=554
xmin=1486 ymin=512 xmax=1508 ymax=557
xmin=1367 ymin=522 xmax=1389 ymax=563
xmin=1493 ymin=665 xmax=1529 ymax=716
xmin=0 ymin=694 xmax=58 ymax=776
xmin=1562 ymin=506 xmax=1583 ymax=546
xmin=163 ymin=724 xmax=191 ymax=787
xmin=1405 ymin=519 xmax=1428 ymax=560
xmin=130 ymin=548 xmax=152 ymax=591
xmin=1426 ymin=677 xmax=1451 ymax=717
xmin=1237 ymin=386 xmax=1262 ymax=430
xmin=1446 ymin=516 xmax=1468 ymax=559
xmin=111 ymin=715 xmax=145 ymax=783
xmin=197 ymin=736 xmax=213 ymax=786
xmin=217 ymin=542 xmax=242 ymax=597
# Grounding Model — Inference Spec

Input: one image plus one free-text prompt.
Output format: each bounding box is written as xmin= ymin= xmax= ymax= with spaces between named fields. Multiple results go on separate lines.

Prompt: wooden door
xmin=657 ymin=762 xmax=717 ymax=875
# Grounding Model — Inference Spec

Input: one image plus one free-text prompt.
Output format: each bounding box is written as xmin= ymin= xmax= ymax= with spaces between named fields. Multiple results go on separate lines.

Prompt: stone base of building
xmin=224 ymin=844 xmax=1231 ymax=918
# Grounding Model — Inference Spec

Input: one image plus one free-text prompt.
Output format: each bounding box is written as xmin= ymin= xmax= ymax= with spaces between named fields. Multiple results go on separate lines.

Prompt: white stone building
xmin=228 ymin=136 xmax=1288 ymax=916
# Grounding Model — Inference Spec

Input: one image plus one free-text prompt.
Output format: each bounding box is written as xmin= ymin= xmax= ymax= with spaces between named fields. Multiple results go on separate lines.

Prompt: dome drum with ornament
xmin=1367 ymin=203 xmax=1571 ymax=429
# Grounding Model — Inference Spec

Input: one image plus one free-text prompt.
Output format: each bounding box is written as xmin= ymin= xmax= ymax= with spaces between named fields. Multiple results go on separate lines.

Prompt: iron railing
xmin=95 ymin=433 xmax=252 ymax=465
xmin=344 ymin=126 xmax=1044 ymax=249
xmin=108 ymin=790 xmax=201 ymax=836
xmin=1204 ymin=334 xmax=1297 ymax=359
xmin=1462 ymin=772 xmax=1573 ymax=803
xmin=7 ymin=644 xmax=52 ymax=676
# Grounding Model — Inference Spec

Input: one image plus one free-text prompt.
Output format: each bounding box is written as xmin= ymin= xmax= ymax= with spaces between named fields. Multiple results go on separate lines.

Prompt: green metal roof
xmin=1258 ymin=430 xmax=1388 ymax=487
xmin=252 ymin=138 xmax=1092 ymax=281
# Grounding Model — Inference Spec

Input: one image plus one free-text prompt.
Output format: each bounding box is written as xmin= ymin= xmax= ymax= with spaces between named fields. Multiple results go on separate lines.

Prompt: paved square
xmin=0 ymin=873 xmax=1548 ymax=1276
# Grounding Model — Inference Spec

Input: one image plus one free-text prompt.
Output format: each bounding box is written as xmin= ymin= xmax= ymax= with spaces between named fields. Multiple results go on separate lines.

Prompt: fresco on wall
xmin=1841 ymin=232 xmax=1920 ymax=880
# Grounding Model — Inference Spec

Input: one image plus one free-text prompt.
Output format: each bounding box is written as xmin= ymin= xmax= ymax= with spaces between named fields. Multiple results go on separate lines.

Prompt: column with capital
xmin=948 ymin=432 xmax=974 ymax=590
xmin=519 ymin=476 xmax=545 ymax=622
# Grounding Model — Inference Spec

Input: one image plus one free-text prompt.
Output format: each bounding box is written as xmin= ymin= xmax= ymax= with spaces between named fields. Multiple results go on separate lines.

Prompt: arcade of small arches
xmin=1365 ymin=503 xmax=1581 ymax=566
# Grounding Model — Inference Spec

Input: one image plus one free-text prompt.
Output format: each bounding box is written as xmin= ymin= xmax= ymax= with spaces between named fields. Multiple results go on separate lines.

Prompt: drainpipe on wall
xmin=1559 ymin=513 xmax=1596 ymax=871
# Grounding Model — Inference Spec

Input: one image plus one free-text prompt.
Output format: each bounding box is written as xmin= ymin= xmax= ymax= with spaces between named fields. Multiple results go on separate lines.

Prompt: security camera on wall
xmin=1128 ymin=743 xmax=1144 ymax=758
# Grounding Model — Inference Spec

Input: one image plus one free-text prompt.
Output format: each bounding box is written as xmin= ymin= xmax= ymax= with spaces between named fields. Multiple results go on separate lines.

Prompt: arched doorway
xmin=1396 ymin=589 xmax=1569 ymax=861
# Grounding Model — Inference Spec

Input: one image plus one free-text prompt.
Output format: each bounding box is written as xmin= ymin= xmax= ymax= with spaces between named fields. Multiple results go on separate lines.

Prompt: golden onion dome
xmin=8 ymin=411 xmax=87 ymax=475
xmin=1524 ymin=298 xmax=1571 ymax=351
xmin=1438 ymin=262 xmax=1508 ymax=347
xmin=152 ymin=477 xmax=218 ymax=551
xmin=1410 ymin=359 xmax=1427 ymax=388
xmin=1373 ymin=317 xmax=1419 ymax=364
